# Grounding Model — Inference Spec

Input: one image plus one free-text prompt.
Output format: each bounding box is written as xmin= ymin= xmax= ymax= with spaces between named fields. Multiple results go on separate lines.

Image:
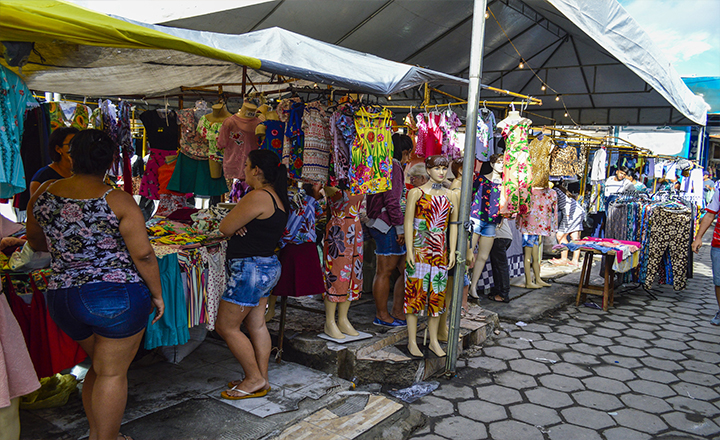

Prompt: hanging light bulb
xmin=485 ymin=10 xmax=489 ymax=19
xmin=555 ymin=95 xmax=560 ymax=101
xmin=387 ymin=96 xmax=392 ymax=101
xmin=564 ymin=112 xmax=568 ymax=117
xmin=519 ymin=61 xmax=524 ymax=69
xmin=541 ymin=85 xmax=546 ymax=91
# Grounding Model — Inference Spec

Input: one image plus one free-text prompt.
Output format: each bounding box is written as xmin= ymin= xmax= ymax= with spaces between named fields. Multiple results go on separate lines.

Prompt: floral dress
xmin=469 ymin=175 xmax=501 ymax=224
xmin=499 ymin=117 xmax=533 ymax=216
xmin=349 ymin=107 xmax=393 ymax=195
xmin=197 ymin=116 xmax=225 ymax=163
xmin=323 ymin=191 xmax=364 ymax=303
xmin=517 ymin=188 xmax=558 ymax=236
xmin=404 ymin=190 xmax=452 ymax=317
xmin=259 ymin=120 xmax=285 ymax=159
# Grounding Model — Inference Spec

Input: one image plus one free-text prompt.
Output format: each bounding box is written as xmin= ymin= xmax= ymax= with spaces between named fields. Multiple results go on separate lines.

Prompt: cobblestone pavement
xmin=408 ymin=236 xmax=720 ymax=440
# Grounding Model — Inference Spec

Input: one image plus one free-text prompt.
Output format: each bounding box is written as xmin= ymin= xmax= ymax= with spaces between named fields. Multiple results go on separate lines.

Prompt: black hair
xmin=391 ymin=133 xmax=413 ymax=161
xmin=69 ymin=129 xmax=118 ymax=176
xmin=617 ymin=165 xmax=630 ymax=175
xmin=489 ymin=153 xmax=503 ymax=164
xmin=425 ymin=155 xmax=450 ymax=169
xmin=48 ymin=127 xmax=80 ymax=162
xmin=248 ymin=149 xmax=290 ymax=212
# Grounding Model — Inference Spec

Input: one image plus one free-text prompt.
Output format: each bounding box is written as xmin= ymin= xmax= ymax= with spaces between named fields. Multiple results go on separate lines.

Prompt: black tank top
xmin=226 ymin=189 xmax=288 ymax=260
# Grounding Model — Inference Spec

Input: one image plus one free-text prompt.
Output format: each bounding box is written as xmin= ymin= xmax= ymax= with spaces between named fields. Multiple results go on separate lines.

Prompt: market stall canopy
xmin=158 ymin=0 xmax=708 ymax=126
xmin=0 ymin=0 xmax=466 ymax=99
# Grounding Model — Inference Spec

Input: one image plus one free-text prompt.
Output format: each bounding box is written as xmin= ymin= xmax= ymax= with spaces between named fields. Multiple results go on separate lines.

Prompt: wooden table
xmin=575 ymin=249 xmax=617 ymax=311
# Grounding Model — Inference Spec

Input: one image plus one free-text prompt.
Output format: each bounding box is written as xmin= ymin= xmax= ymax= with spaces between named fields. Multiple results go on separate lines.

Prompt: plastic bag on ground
xmin=388 ymin=381 xmax=440 ymax=403
xmin=20 ymin=373 xmax=78 ymax=409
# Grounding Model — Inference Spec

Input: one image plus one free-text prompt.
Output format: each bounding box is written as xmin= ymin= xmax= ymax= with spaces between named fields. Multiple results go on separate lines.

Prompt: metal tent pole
xmin=445 ymin=0 xmax=488 ymax=375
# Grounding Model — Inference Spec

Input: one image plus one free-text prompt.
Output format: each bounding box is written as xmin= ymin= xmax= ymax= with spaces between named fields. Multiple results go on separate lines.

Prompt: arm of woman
xmin=107 ymin=190 xmax=164 ymax=324
xmin=25 ymin=180 xmax=54 ymax=252
xmin=219 ymin=189 xmax=266 ymax=236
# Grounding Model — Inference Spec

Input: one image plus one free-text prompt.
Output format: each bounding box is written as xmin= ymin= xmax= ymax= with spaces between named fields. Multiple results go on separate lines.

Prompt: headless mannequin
xmin=322 ymin=186 xmax=359 ymax=339
xmin=405 ymin=164 xmax=459 ymax=357
xmin=522 ymin=241 xmax=550 ymax=288
xmin=237 ymin=101 xmax=258 ymax=119
xmin=206 ymin=103 xmax=233 ymax=178
xmin=438 ymin=166 xmax=469 ymax=343
xmin=469 ymin=157 xmax=503 ymax=296
xmin=255 ymin=106 xmax=280 ymax=140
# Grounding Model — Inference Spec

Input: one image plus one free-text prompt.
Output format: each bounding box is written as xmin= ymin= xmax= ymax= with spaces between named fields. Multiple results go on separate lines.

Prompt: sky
xmin=618 ymin=0 xmax=720 ymax=77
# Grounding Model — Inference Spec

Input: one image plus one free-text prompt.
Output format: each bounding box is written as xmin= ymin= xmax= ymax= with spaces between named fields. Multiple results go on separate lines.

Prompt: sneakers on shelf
xmin=711 ymin=311 xmax=720 ymax=326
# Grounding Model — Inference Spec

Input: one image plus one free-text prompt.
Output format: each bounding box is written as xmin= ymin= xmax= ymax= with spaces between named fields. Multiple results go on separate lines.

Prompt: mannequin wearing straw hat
xmin=404 ymin=155 xmax=458 ymax=358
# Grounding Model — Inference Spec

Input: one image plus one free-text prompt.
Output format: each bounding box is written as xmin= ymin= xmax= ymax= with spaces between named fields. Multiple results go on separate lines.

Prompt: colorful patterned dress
xmin=323 ymin=192 xmax=364 ymax=303
xmin=499 ymin=118 xmax=533 ymax=216
xmin=348 ymin=107 xmax=393 ymax=195
xmin=404 ymin=190 xmax=452 ymax=317
xmin=517 ymin=188 xmax=558 ymax=236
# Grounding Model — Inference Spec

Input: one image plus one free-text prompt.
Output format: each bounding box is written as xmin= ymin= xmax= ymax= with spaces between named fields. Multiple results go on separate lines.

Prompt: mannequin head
xmin=489 ymin=153 xmax=503 ymax=174
xmin=238 ymin=101 xmax=258 ymax=119
xmin=451 ymin=158 xmax=463 ymax=179
xmin=425 ymin=155 xmax=450 ymax=183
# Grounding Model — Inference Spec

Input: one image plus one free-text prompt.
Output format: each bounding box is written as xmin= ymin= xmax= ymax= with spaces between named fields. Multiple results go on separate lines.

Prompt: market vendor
xmin=28 ymin=127 xmax=79 ymax=196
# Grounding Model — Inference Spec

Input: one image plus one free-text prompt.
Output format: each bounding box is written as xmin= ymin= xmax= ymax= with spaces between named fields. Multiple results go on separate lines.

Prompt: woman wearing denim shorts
xmin=26 ymin=130 xmax=164 ymax=440
xmin=217 ymin=149 xmax=288 ymax=400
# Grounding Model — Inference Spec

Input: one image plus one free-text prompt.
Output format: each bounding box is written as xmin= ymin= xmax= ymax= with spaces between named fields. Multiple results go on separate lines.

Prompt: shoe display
xmin=711 ymin=311 xmax=720 ymax=326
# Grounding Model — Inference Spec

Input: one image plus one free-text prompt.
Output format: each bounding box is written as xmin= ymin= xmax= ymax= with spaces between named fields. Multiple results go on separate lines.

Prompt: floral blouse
xmin=517 ymin=188 xmax=558 ymax=236
xmin=469 ymin=174 xmax=501 ymax=224
xmin=33 ymin=190 xmax=142 ymax=289
xmin=177 ymin=108 xmax=211 ymax=159
xmin=196 ymin=115 xmax=224 ymax=162
xmin=349 ymin=107 xmax=393 ymax=195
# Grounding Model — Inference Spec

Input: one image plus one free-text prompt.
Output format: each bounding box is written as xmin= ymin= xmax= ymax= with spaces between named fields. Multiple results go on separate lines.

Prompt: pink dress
xmin=517 ymin=188 xmax=558 ymax=236
xmin=1 ymin=294 xmax=40 ymax=408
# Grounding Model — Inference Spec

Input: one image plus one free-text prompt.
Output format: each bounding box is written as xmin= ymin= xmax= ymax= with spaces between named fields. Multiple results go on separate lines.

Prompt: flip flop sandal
xmin=227 ymin=380 xmax=271 ymax=392
xmin=221 ymin=387 xmax=269 ymax=400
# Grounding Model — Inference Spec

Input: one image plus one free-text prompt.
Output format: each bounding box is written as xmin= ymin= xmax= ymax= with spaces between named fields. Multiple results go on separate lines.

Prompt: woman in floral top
xmin=26 ymin=129 xmax=164 ymax=440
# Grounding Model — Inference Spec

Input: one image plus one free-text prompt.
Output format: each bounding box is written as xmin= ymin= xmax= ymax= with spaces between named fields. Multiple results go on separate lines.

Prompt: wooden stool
xmin=575 ymin=249 xmax=616 ymax=311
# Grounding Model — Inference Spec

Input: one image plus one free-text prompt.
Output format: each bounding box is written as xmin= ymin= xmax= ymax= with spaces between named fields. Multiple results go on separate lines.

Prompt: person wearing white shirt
xmin=604 ymin=166 xmax=634 ymax=197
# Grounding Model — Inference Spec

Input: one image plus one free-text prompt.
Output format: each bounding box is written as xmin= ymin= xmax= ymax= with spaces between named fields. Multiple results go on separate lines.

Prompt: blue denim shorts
xmin=47 ymin=282 xmax=152 ymax=340
xmin=522 ymin=234 xmax=540 ymax=248
xmin=711 ymin=247 xmax=720 ymax=286
xmin=368 ymin=227 xmax=406 ymax=256
xmin=470 ymin=218 xmax=497 ymax=237
xmin=223 ymin=255 xmax=282 ymax=307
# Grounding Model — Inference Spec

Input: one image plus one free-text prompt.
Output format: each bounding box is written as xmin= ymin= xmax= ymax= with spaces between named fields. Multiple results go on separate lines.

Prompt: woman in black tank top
xmin=216 ymin=150 xmax=289 ymax=400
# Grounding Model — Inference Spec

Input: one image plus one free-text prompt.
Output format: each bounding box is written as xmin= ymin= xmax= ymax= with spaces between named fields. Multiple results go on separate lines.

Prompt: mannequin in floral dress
xmin=404 ymin=155 xmax=459 ymax=357
xmin=497 ymin=110 xmax=533 ymax=216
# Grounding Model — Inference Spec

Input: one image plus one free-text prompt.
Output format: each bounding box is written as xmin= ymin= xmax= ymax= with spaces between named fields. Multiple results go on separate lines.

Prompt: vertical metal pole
xmin=445 ymin=0 xmax=488 ymax=374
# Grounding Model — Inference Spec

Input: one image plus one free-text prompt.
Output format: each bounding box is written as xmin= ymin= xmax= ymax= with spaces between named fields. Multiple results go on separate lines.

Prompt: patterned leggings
xmin=644 ymin=209 xmax=691 ymax=291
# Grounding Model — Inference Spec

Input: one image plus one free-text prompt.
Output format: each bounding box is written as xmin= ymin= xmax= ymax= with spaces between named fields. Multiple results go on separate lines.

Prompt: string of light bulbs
xmin=487 ymin=6 xmax=579 ymax=126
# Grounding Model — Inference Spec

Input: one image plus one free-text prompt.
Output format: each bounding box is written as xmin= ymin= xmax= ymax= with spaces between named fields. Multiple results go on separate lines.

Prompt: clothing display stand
xmin=575 ymin=249 xmax=616 ymax=311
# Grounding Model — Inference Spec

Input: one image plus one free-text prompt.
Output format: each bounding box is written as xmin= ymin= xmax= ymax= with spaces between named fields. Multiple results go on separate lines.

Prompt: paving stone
xmin=597 ymin=321 xmax=629 ymax=331
xmin=508 ymin=403 xmax=562 ymax=427
xmin=608 ymin=309 xmax=636 ymax=317
xmin=410 ymin=434 xmax=448 ymax=440
xmin=483 ymin=346 xmax=522 ymax=360
xmin=638 ymin=356 xmax=681 ymax=371
xmin=687 ymin=340 xmax=720 ymax=352
xmin=547 ymin=423 xmax=602 ymax=440
xmin=531 ymin=340 xmax=569 ymax=352
xmin=666 ymin=395 xmax=720 ymax=417
xmin=561 ymin=407 xmax=616 ymax=429
xmin=522 ymin=349 xmax=562 ymax=363
xmin=467 ymin=375 xmax=493 ymax=387
xmin=590 ymin=327 xmax=622 ymax=338
xmin=522 ymin=323 xmax=553 ymax=333
xmin=591 ymin=365 xmax=636 ymax=382
xmin=608 ymin=345 xmax=647 ymax=357
xmin=638 ymin=310 xmax=668 ymax=319
xmin=555 ymin=325 xmax=587 ymax=336
xmin=433 ymin=384 xmax=475 ymax=400
xmin=655 ymin=330 xmax=693 ymax=341
xmin=412 ymin=395 xmax=455 ymax=417
xmin=600 ymin=354 xmax=643 ymax=369
xmin=498 ymin=337 xmax=533 ymax=350
xmin=649 ymin=338 xmax=690 ymax=351
xmin=561 ymin=350 xmax=603 ymax=365
xmin=627 ymin=379 xmax=677 ymax=398
xmin=582 ymin=376 xmax=631 ymax=394
xmin=662 ymin=411 xmax=720 ymax=437
xmin=645 ymin=348 xmax=688 ymax=361
xmin=457 ymin=400 xmax=506 ymax=423
xmin=602 ymin=427 xmax=651 ymax=440
xmin=495 ymin=371 xmax=538 ymax=390
xmin=610 ymin=409 xmax=668 ymax=434
xmin=538 ymin=374 xmax=584 ymax=392
xmin=466 ymin=356 xmax=508 ymax=372
xmin=574 ymin=314 xmax=603 ymax=322
xmin=614 ymin=336 xmax=652 ymax=349
xmin=433 ymin=416 xmax=487 ymax=440
xmin=660 ymin=323 xmax=696 ymax=334
xmin=579 ymin=334 xmax=613 ymax=347
xmin=506 ymin=331 xmax=543 ymax=341
xmin=508 ymin=359 xmax=551 ymax=376
xmin=543 ymin=332 xmax=580 ymax=344
xmin=550 ymin=362 xmax=592 ymax=378
xmin=630 ymin=323 xmax=662 ymax=332
xmin=620 ymin=394 xmax=673 ymax=413
xmin=563 ymin=343 xmax=607 ymax=364
xmin=677 ymin=370 xmax=720 ymax=387
xmin=572 ymin=390 xmax=623 ymax=411
xmin=525 ymin=388 xmax=574 ymax=409
xmin=475 ymin=385 xmax=523 ymax=405
xmin=488 ymin=420 xmax=545 ymax=440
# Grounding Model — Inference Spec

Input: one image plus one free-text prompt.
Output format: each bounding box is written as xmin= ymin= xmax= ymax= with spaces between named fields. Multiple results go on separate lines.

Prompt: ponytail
xmin=248 ymin=149 xmax=290 ymax=212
